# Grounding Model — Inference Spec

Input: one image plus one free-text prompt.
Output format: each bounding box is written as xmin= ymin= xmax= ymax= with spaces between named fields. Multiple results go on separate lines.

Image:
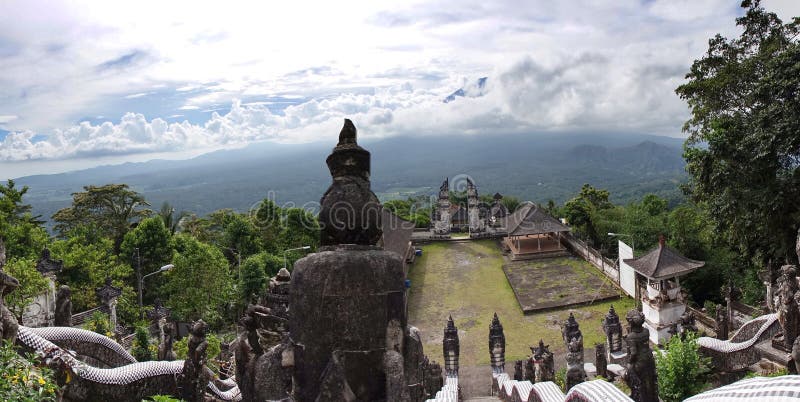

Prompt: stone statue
xmin=0 ymin=239 xmax=20 ymax=343
xmin=514 ymin=360 xmax=523 ymax=380
xmin=443 ymin=315 xmax=459 ymax=376
xmin=596 ymin=343 xmax=608 ymax=379
xmin=771 ymin=265 xmax=800 ymax=350
xmin=565 ymin=337 xmax=586 ymax=391
xmin=263 ymin=268 xmax=291 ymax=318
xmin=289 ymin=120 xmax=409 ymax=400
xmin=624 ymin=310 xmax=658 ymax=402
xmin=524 ymin=357 xmax=535 ymax=383
xmin=679 ymin=310 xmax=697 ymax=337
xmin=157 ymin=320 xmax=176 ymax=361
xmin=716 ymin=303 xmax=729 ymax=340
xmin=181 ymin=320 xmax=210 ymax=402
xmin=602 ymin=305 xmax=623 ymax=354
xmin=562 ymin=312 xmax=583 ymax=364
xmin=563 ymin=313 xmax=583 ymax=347
xmin=55 ymin=285 xmax=72 ymax=327
xmin=532 ymin=339 xmax=554 ymax=383
xmin=234 ymin=304 xmax=271 ymax=402
xmin=489 ymin=313 xmax=506 ymax=371
xmin=423 ymin=358 xmax=444 ymax=399
xmin=792 ymin=335 xmax=800 ymax=375
xmin=251 ymin=335 xmax=294 ymax=402
xmin=318 ymin=119 xmax=382 ymax=246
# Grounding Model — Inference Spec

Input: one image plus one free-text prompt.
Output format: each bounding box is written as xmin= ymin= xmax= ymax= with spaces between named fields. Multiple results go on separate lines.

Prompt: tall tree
xmin=52 ymin=184 xmax=151 ymax=253
xmin=0 ymin=180 xmax=48 ymax=260
xmin=120 ymin=217 xmax=174 ymax=305
xmin=563 ymin=184 xmax=613 ymax=246
xmin=162 ymin=234 xmax=234 ymax=325
xmin=676 ymin=0 xmax=800 ymax=266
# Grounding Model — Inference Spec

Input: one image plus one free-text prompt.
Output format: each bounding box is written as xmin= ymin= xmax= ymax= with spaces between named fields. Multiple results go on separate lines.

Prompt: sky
xmin=1 ymin=0 xmax=799 ymax=178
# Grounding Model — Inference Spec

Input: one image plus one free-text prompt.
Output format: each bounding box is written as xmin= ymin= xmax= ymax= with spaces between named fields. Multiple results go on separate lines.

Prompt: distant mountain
xmin=443 ymin=77 xmax=488 ymax=103
xmin=14 ymin=132 xmax=688 ymax=225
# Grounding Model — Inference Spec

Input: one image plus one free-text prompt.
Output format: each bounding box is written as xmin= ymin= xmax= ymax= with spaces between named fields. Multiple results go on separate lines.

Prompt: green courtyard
xmin=407 ymin=239 xmax=635 ymax=367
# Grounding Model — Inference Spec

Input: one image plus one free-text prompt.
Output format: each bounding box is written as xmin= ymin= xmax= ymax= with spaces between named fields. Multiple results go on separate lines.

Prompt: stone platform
xmin=502 ymin=256 xmax=620 ymax=314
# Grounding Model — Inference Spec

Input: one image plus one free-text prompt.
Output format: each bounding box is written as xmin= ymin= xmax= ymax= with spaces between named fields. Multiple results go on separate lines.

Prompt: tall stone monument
xmin=624 ymin=309 xmax=658 ymax=402
xmin=466 ymin=178 xmax=485 ymax=234
xmin=433 ymin=179 xmax=451 ymax=236
xmin=489 ymin=313 xmax=506 ymax=373
xmin=602 ymin=305 xmax=625 ymax=362
xmin=289 ymin=119 xmax=409 ymax=401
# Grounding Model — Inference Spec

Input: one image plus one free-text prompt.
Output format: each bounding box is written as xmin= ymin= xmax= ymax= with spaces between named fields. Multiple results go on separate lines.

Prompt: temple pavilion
xmin=622 ymin=236 xmax=705 ymax=344
xmin=502 ymin=202 xmax=571 ymax=260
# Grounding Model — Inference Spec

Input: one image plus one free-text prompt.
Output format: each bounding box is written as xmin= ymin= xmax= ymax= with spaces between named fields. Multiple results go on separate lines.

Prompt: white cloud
xmin=0 ymin=115 xmax=18 ymax=124
xmin=124 ymin=92 xmax=150 ymax=99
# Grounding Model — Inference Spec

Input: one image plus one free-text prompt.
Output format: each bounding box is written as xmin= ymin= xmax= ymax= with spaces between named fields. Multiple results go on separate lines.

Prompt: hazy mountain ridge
xmin=14 ymin=132 xmax=688 ymax=224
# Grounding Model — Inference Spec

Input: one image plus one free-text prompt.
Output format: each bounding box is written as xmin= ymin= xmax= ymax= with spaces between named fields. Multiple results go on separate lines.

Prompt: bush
xmin=0 ymin=340 xmax=60 ymax=401
xmin=174 ymin=332 xmax=221 ymax=364
xmin=555 ymin=367 xmax=566 ymax=391
xmin=85 ymin=311 xmax=112 ymax=337
xmin=656 ymin=332 xmax=711 ymax=402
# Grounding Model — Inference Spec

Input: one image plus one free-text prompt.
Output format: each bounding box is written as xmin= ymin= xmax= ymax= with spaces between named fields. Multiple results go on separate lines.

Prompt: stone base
xmin=771 ymin=333 xmax=793 ymax=353
xmin=755 ymin=340 xmax=792 ymax=367
xmin=607 ymin=364 xmax=626 ymax=378
xmin=584 ymin=363 xmax=597 ymax=377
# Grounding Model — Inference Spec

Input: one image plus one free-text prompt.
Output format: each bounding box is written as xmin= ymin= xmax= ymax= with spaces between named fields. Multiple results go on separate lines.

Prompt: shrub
xmin=85 ymin=311 xmax=112 ymax=337
xmin=656 ymin=332 xmax=711 ymax=402
xmin=555 ymin=367 xmax=567 ymax=391
xmin=0 ymin=340 xmax=60 ymax=401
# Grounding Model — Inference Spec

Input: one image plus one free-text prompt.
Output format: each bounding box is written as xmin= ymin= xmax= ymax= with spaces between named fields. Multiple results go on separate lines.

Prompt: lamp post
xmin=284 ymin=246 xmax=311 ymax=270
xmin=139 ymin=263 xmax=174 ymax=318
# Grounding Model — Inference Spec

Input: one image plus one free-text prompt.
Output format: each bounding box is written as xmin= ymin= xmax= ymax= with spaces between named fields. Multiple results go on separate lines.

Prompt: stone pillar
xmin=96 ymin=277 xmax=122 ymax=333
xmin=489 ymin=313 xmax=506 ymax=372
xmin=54 ymin=285 xmax=72 ymax=327
xmin=532 ymin=340 xmax=554 ymax=383
xmin=562 ymin=312 xmax=583 ymax=364
xmin=565 ymin=338 xmax=586 ymax=391
xmin=596 ymin=344 xmax=608 ymax=379
xmin=434 ymin=179 xmax=451 ymax=236
xmin=443 ymin=316 xmax=459 ymax=376
xmin=290 ymin=120 xmax=407 ymax=401
xmin=715 ymin=304 xmax=729 ymax=340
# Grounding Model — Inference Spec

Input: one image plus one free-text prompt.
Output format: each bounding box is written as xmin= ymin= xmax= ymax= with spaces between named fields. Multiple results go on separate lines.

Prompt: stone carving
xmin=793 ymin=335 xmax=800 ymax=375
xmin=716 ymin=303 xmax=729 ymax=340
xmin=0 ymin=239 xmax=20 ymax=342
xmin=443 ymin=315 xmax=459 ymax=376
xmin=289 ymin=120 xmax=410 ymax=400
xmin=514 ymin=360 xmax=523 ymax=380
xmin=263 ymin=267 xmax=291 ymax=317
xmin=181 ymin=320 xmax=210 ymax=402
xmin=157 ymin=319 xmax=176 ymax=361
xmin=531 ymin=339 xmax=554 ymax=383
xmin=565 ymin=337 xmax=586 ymax=391
xmin=96 ymin=277 xmax=122 ymax=331
xmin=679 ymin=310 xmax=697 ymax=337
xmin=55 ymin=285 xmax=72 ymax=327
xmin=624 ymin=309 xmax=658 ymax=402
xmin=147 ymin=298 xmax=171 ymax=322
xmin=423 ymin=358 xmax=443 ymax=398
xmin=319 ymin=119 xmax=382 ymax=246
xmin=562 ymin=312 xmax=583 ymax=364
xmin=251 ymin=335 xmax=294 ymax=402
xmin=524 ymin=357 xmax=535 ymax=382
xmin=466 ymin=178 xmax=485 ymax=234
xmin=489 ymin=313 xmax=506 ymax=371
xmin=404 ymin=326 xmax=426 ymax=401
xmin=602 ymin=305 xmax=623 ymax=353
xmin=433 ymin=179 xmax=451 ymax=236
xmin=596 ymin=343 xmax=608 ymax=379
xmin=774 ymin=265 xmax=800 ymax=350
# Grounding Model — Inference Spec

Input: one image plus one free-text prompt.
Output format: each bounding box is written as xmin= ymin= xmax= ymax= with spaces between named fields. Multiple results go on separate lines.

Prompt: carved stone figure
xmin=602 ymin=305 xmax=623 ymax=353
xmin=263 ymin=268 xmax=291 ymax=317
xmin=532 ymin=339 xmax=554 ymax=383
xmin=596 ymin=343 xmax=608 ymax=379
xmin=157 ymin=320 xmax=176 ymax=361
xmin=251 ymin=335 xmax=294 ymax=402
xmin=54 ymin=285 xmax=72 ymax=327
xmin=514 ymin=360 xmax=523 ymax=381
xmin=565 ymin=337 xmax=587 ymax=391
xmin=524 ymin=357 xmax=535 ymax=382
xmin=679 ymin=310 xmax=697 ymax=337
xmin=777 ymin=266 xmax=800 ymax=350
xmin=423 ymin=358 xmax=444 ymax=398
xmin=624 ymin=310 xmax=658 ymax=402
xmin=289 ymin=120 xmax=409 ymax=401
xmin=562 ymin=312 xmax=583 ymax=364
xmin=792 ymin=335 xmax=800 ymax=375
xmin=0 ymin=239 xmax=20 ymax=343
xmin=489 ymin=313 xmax=506 ymax=371
xmin=443 ymin=315 xmax=459 ymax=376
xmin=716 ymin=303 xmax=729 ymax=340
xmin=234 ymin=304 xmax=271 ymax=402
xmin=181 ymin=320 xmax=210 ymax=402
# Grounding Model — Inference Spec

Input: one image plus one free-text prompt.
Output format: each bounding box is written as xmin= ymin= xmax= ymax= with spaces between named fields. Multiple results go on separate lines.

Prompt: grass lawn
xmin=407 ymin=239 xmax=635 ymax=367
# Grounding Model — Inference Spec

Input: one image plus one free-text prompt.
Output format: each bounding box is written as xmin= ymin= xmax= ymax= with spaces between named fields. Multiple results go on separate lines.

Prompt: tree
xmin=52 ymin=184 xmax=151 ymax=253
xmin=222 ymin=213 xmax=261 ymax=262
xmin=51 ymin=228 xmax=136 ymax=321
xmin=3 ymin=258 xmax=49 ymax=321
xmin=563 ymin=184 xmax=612 ymax=246
xmin=656 ymin=333 xmax=711 ymax=402
xmin=239 ymin=254 xmax=268 ymax=305
xmin=162 ymin=234 xmax=233 ymax=325
xmin=280 ymin=207 xmax=320 ymax=252
xmin=676 ymin=0 xmax=800 ymax=268
xmin=120 ymin=217 xmax=174 ymax=306
xmin=158 ymin=202 xmax=189 ymax=235
xmin=132 ymin=325 xmax=153 ymax=361
xmin=0 ymin=180 xmax=48 ymax=260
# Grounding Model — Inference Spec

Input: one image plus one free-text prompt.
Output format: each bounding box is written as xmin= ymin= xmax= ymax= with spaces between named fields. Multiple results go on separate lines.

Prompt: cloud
xmin=0 ymin=115 xmax=18 ymax=124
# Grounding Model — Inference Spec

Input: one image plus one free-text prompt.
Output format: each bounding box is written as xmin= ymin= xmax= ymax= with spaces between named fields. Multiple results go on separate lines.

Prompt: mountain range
xmin=13 ymin=132 xmax=688 ymax=224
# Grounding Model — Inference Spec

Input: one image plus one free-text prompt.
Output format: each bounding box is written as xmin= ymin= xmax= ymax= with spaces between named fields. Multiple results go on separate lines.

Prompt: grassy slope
xmin=407 ymin=240 xmax=635 ymax=366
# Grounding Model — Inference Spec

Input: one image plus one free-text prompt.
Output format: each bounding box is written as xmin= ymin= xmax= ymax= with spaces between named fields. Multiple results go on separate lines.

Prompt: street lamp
xmin=139 ymin=263 xmax=174 ymax=317
xmin=284 ymin=246 xmax=311 ymax=270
